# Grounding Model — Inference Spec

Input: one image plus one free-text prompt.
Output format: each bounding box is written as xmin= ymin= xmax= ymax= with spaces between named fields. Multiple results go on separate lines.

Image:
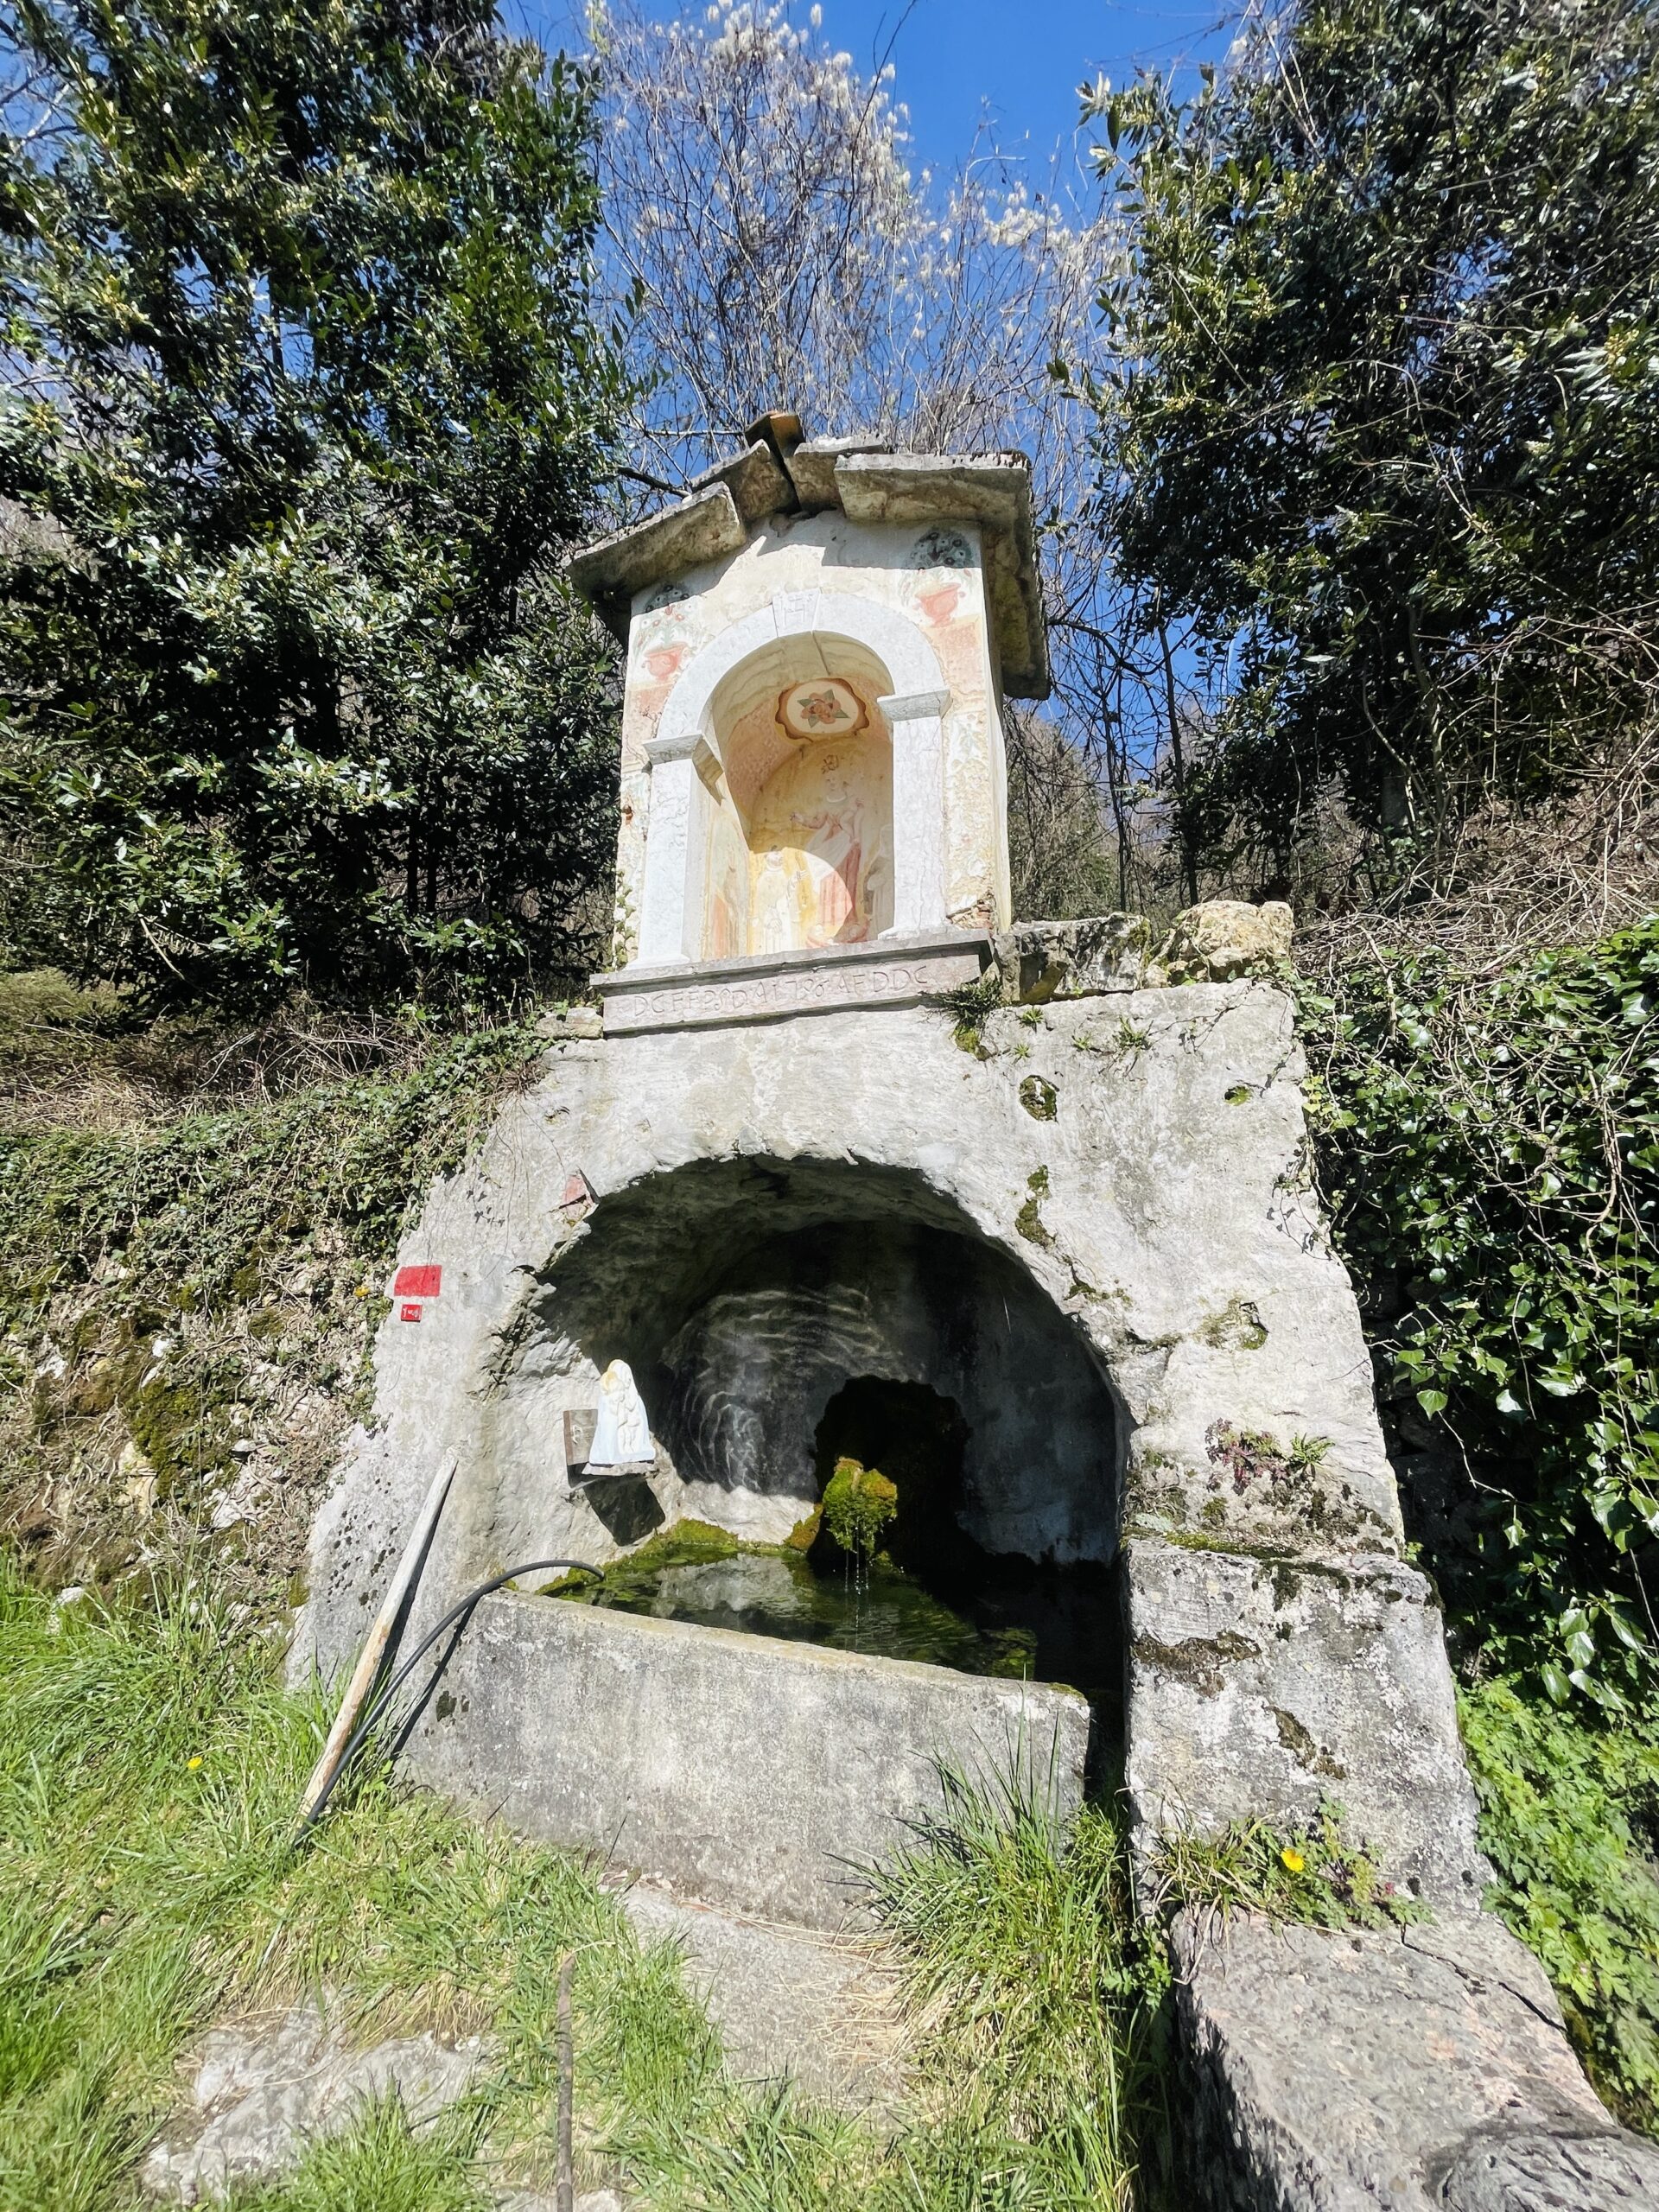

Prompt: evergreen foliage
xmin=1301 ymin=921 xmax=1659 ymax=1707
xmin=1087 ymin=0 xmax=1659 ymax=888
xmin=0 ymin=0 xmax=626 ymax=1011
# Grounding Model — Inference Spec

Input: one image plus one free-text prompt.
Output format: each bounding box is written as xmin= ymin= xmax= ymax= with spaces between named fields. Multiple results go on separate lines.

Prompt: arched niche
xmin=636 ymin=591 xmax=950 ymax=965
xmin=702 ymin=631 xmax=896 ymax=959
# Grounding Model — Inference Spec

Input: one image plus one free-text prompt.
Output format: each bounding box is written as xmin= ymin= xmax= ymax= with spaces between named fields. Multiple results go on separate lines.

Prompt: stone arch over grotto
xmin=486 ymin=1153 xmax=1126 ymax=1573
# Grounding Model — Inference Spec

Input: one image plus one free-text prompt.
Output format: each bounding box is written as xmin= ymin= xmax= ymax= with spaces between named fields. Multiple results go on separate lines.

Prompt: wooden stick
xmin=295 ymin=1460 xmax=455 ymax=1827
xmin=556 ymin=1950 xmax=575 ymax=2212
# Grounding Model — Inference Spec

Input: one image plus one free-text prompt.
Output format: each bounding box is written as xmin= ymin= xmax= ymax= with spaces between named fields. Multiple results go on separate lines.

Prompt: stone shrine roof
xmin=567 ymin=410 xmax=1051 ymax=700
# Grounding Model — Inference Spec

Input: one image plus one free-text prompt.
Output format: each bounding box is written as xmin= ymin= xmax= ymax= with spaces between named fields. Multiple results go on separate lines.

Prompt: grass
xmin=0 ymin=1555 xmax=1173 ymax=2211
xmin=234 ymin=2101 xmax=493 ymax=2211
xmin=868 ymin=1769 xmax=1173 ymax=2208
xmin=1148 ymin=1802 xmax=1427 ymax=1935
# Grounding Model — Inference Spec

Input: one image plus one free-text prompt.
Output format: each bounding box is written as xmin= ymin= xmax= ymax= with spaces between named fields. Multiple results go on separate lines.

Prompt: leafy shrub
xmin=1300 ymin=920 xmax=1659 ymax=1708
xmin=1461 ymin=1677 xmax=1659 ymax=2136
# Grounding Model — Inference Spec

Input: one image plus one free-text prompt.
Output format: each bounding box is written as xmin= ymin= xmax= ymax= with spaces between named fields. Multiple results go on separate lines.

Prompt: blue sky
xmin=524 ymin=2 xmax=1233 ymax=171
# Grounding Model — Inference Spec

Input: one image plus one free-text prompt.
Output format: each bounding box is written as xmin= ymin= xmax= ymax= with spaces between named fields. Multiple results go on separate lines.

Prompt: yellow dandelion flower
xmin=186 ymin=1756 xmax=203 ymax=1770
xmin=1280 ymin=1846 xmax=1306 ymax=1874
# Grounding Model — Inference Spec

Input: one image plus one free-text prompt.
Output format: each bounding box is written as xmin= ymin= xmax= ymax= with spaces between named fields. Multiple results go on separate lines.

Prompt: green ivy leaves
xmin=1300 ymin=919 xmax=1659 ymax=1709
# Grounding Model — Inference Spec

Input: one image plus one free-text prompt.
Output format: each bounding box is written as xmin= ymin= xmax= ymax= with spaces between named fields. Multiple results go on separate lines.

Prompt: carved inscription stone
xmin=595 ymin=931 xmax=989 ymax=1036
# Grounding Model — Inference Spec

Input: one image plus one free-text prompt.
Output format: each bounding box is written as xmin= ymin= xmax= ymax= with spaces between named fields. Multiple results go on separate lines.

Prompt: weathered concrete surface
xmin=1123 ymin=1541 xmax=1487 ymax=1910
xmin=294 ymin=984 xmax=1398 ymax=1690
xmin=619 ymin=1880 xmax=906 ymax=2108
xmin=991 ymin=902 xmax=1297 ymax=1006
xmin=833 ymin=449 xmax=1048 ymax=697
xmin=403 ymin=1590 xmax=1088 ymax=1931
xmin=566 ymin=483 xmax=746 ymax=643
xmin=142 ymin=2004 xmax=489 ymax=2203
xmin=1172 ymin=1910 xmax=1659 ymax=2210
xmin=688 ymin=436 xmax=798 ymax=526
xmin=650 ymin=1213 xmax=1118 ymax=1560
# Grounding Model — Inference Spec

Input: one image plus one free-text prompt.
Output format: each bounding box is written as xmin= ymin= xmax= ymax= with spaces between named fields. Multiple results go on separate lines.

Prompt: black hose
xmin=298 ymin=1557 xmax=603 ymax=1836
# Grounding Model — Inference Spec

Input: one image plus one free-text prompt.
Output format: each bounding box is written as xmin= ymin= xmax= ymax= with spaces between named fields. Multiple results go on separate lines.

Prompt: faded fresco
xmin=705 ymin=799 xmax=750 ymax=961
xmin=746 ymin=730 xmax=893 ymax=953
xmin=700 ymin=673 xmax=894 ymax=960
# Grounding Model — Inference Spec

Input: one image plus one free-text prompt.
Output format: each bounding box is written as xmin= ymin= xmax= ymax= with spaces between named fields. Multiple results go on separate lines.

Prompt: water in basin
xmin=559 ymin=1542 xmax=1116 ymax=1700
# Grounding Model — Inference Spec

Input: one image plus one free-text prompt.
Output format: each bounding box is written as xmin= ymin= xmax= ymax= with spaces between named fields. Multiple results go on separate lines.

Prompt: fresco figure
xmin=752 ymin=846 xmax=798 ymax=955
xmin=708 ymin=854 xmax=743 ymax=960
xmin=722 ymin=684 xmax=894 ymax=957
xmin=795 ymin=800 xmax=867 ymax=944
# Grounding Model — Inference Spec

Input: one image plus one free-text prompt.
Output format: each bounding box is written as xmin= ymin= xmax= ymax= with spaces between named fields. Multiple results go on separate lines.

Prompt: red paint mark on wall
xmin=559 ymin=1173 xmax=596 ymax=1215
xmin=394 ymin=1265 xmax=442 ymax=1300
xmin=399 ymin=1302 xmax=423 ymax=1324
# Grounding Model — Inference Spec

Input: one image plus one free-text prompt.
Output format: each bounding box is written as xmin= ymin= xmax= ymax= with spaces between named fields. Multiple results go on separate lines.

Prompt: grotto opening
xmin=516 ymin=1158 xmax=1123 ymax=1701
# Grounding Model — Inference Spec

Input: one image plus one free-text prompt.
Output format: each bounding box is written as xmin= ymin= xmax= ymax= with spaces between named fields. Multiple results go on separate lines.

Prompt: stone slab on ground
xmin=142 ymin=2003 xmax=489 ymax=2203
xmin=619 ymin=1877 xmax=906 ymax=2111
xmin=404 ymin=1589 xmax=1090 ymax=1932
xmin=1172 ymin=1908 xmax=1659 ymax=2210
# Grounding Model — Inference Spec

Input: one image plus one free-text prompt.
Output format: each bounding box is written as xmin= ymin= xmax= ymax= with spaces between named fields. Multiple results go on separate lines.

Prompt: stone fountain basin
xmin=401 ymin=1590 xmax=1091 ymax=1930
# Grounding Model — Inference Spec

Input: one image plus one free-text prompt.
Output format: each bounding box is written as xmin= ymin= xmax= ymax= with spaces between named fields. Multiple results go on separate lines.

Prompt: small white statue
xmin=588 ymin=1357 xmax=652 ymax=1466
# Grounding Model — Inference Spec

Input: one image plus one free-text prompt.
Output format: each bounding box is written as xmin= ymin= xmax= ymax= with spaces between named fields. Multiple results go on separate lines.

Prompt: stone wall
xmin=291 ymin=976 xmax=1482 ymax=1900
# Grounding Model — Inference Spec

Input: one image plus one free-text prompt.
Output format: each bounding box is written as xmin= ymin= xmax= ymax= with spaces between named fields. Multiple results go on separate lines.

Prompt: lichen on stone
xmin=1132 ymin=1627 xmax=1262 ymax=1698
xmin=1201 ymin=1297 xmax=1270 ymax=1352
xmin=1272 ymin=1705 xmax=1347 ymax=1779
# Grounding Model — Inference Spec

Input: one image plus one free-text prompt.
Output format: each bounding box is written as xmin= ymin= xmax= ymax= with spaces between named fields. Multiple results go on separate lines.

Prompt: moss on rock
xmin=820 ymin=1458 xmax=899 ymax=1562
